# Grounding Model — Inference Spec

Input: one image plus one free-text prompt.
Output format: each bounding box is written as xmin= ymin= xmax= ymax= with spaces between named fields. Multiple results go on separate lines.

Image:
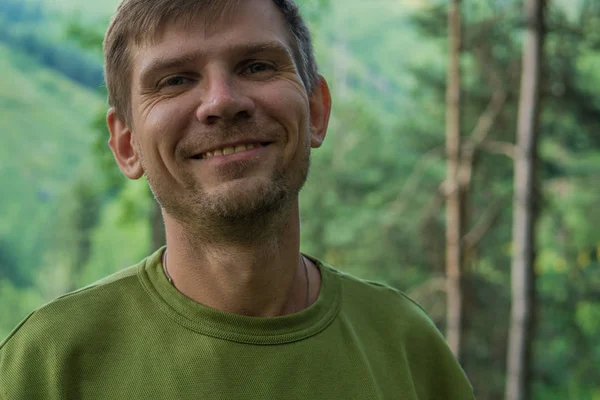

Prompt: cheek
xmin=145 ymin=99 xmax=193 ymax=137
xmin=139 ymin=98 xmax=198 ymax=161
xmin=258 ymin=86 xmax=310 ymax=158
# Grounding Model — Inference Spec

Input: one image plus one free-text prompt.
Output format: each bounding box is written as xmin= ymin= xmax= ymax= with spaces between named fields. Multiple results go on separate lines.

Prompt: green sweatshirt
xmin=0 ymin=249 xmax=474 ymax=399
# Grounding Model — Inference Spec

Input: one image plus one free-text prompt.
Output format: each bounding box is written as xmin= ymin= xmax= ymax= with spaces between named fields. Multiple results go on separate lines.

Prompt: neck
xmin=161 ymin=202 xmax=316 ymax=317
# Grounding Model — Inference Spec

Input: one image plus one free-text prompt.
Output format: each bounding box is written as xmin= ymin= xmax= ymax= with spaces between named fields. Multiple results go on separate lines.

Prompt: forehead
xmin=130 ymin=0 xmax=294 ymax=71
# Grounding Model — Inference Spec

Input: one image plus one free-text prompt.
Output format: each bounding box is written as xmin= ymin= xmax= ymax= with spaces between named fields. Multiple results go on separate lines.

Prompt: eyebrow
xmin=138 ymin=40 xmax=294 ymax=85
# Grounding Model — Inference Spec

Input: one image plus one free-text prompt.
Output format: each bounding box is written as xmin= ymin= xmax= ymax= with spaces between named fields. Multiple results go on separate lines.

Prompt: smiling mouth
xmin=191 ymin=142 xmax=271 ymax=160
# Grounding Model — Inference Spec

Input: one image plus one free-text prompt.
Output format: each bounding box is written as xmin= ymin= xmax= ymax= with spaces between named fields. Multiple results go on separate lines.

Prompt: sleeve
xmin=0 ymin=312 xmax=64 ymax=400
xmin=402 ymin=303 xmax=476 ymax=399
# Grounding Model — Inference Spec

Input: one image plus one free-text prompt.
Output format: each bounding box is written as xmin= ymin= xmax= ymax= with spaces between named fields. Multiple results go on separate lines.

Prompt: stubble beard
xmin=144 ymin=143 xmax=311 ymax=245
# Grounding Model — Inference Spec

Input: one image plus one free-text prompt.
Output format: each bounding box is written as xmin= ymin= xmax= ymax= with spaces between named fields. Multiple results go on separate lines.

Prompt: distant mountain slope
xmin=42 ymin=0 xmax=119 ymax=20
xmin=0 ymin=43 xmax=103 ymax=281
xmin=0 ymin=0 xmax=104 ymax=90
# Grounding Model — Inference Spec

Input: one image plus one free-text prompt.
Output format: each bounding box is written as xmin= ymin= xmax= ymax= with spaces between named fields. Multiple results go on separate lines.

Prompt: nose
xmin=196 ymin=71 xmax=255 ymax=125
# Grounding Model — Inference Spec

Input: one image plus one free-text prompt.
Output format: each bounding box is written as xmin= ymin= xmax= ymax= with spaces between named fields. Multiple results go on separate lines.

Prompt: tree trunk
xmin=445 ymin=0 xmax=465 ymax=362
xmin=150 ymin=198 xmax=166 ymax=252
xmin=505 ymin=0 xmax=545 ymax=399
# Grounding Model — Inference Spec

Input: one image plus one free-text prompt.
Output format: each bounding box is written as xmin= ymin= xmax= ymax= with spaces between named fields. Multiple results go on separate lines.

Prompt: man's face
xmin=109 ymin=0 xmax=330 ymax=226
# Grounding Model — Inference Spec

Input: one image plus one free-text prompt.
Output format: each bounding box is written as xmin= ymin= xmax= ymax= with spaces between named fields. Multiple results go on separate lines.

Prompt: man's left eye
xmin=243 ymin=62 xmax=275 ymax=75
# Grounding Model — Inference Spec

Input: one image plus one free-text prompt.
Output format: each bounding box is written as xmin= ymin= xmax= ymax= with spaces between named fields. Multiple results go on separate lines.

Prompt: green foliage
xmin=408 ymin=0 xmax=600 ymax=397
xmin=74 ymin=179 xmax=152 ymax=287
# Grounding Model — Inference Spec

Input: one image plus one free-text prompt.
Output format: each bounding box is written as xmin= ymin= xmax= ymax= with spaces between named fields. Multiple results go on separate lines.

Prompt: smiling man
xmin=0 ymin=0 xmax=474 ymax=399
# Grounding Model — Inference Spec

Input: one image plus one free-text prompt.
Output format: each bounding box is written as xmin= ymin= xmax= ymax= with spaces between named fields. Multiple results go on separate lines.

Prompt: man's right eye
xmin=161 ymin=76 xmax=192 ymax=88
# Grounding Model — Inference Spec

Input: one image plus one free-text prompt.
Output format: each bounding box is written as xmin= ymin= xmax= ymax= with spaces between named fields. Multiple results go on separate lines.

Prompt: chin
xmin=205 ymin=178 xmax=291 ymax=222
xmin=153 ymin=158 xmax=309 ymax=232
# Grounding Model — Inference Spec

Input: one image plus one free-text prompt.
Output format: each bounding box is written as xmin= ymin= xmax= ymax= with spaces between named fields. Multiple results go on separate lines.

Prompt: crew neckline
xmin=138 ymin=248 xmax=341 ymax=345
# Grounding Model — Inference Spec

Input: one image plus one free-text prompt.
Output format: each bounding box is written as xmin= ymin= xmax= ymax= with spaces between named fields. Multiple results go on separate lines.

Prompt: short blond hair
xmin=103 ymin=0 xmax=319 ymax=126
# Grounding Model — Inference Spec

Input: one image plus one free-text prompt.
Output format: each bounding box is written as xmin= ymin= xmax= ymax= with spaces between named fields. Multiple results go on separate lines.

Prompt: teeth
xmin=222 ymin=147 xmax=235 ymax=155
xmin=201 ymin=143 xmax=261 ymax=159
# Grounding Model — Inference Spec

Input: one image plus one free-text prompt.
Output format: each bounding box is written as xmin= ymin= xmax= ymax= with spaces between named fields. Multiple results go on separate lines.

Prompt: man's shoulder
xmin=322 ymin=262 xmax=435 ymax=327
xmin=0 ymin=261 xmax=142 ymax=351
xmin=320 ymin=261 xmax=454 ymax=353
xmin=320 ymin=263 xmax=474 ymax=398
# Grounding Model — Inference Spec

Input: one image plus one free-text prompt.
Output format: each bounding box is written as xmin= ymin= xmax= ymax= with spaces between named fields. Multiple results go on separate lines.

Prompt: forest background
xmin=0 ymin=0 xmax=599 ymax=399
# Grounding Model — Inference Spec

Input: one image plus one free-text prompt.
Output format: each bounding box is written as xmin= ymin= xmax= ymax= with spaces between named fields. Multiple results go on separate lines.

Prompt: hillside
xmin=43 ymin=0 xmax=119 ymax=20
xmin=0 ymin=43 xmax=103 ymax=282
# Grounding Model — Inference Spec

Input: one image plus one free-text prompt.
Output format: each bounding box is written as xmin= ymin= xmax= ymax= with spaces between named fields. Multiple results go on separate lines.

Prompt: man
xmin=0 ymin=0 xmax=474 ymax=398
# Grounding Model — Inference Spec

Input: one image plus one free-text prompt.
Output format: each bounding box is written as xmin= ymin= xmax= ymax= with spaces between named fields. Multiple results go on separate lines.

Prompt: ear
xmin=308 ymin=75 xmax=332 ymax=148
xmin=107 ymin=108 xmax=144 ymax=180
